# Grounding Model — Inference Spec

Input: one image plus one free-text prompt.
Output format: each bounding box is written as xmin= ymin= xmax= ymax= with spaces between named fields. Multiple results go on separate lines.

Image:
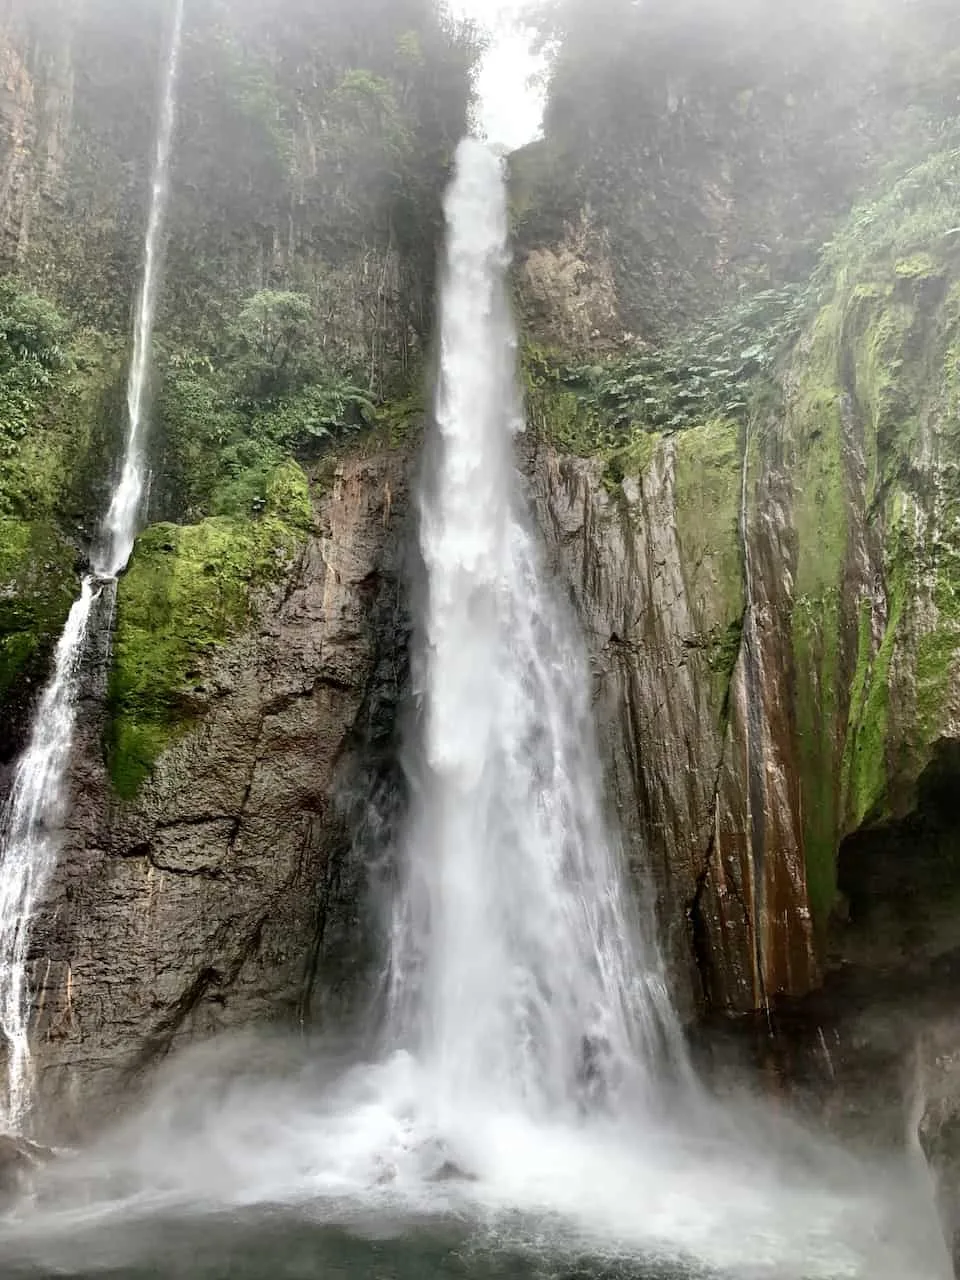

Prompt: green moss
xmin=786 ymin=297 xmax=852 ymax=929
xmin=844 ymin=572 xmax=905 ymax=827
xmin=792 ymin=588 xmax=842 ymax=930
xmin=673 ymin=417 xmax=745 ymax=714
xmin=791 ymin=322 xmax=849 ymax=600
xmin=0 ymin=288 xmax=124 ymax=724
xmin=529 ymin=379 xmax=607 ymax=457
xmin=1 ymin=327 xmax=125 ymax=524
xmin=354 ymin=392 xmax=426 ymax=455
xmin=895 ymin=252 xmax=943 ymax=281
xmin=916 ymin=625 xmax=960 ymax=741
xmin=785 ymin=251 xmax=938 ymax=914
xmin=264 ymin=459 xmax=313 ymax=530
xmin=107 ymin=462 xmax=312 ymax=799
xmin=674 ymin=418 xmax=744 ymax=618
xmin=603 ymin=431 xmax=659 ymax=486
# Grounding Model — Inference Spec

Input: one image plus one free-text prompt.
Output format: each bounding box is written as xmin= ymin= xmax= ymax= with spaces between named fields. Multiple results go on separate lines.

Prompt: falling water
xmin=388 ymin=139 xmax=684 ymax=1122
xmin=97 ymin=0 xmax=185 ymax=578
xmin=0 ymin=0 xmax=186 ymax=1132
xmin=0 ymin=581 xmax=96 ymax=1129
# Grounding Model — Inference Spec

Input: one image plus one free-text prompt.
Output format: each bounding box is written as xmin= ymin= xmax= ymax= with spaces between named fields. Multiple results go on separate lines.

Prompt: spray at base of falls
xmin=0 ymin=0 xmax=186 ymax=1133
xmin=387 ymin=138 xmax=686 ymax=1122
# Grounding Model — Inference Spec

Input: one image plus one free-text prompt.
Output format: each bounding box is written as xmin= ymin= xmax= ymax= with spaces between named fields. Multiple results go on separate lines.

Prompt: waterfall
xmin=0 ymin=0 xmax=185 ymax=1132
xmin=0 ymin=582 xmax=96 ymax=1129
xmin=388 ymin=139 xmax=684 ymax=1123
xmin=97 ymin=0 xmax=185 ymax=579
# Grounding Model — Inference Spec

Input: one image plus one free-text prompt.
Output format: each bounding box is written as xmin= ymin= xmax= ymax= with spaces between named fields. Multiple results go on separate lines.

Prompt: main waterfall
xmin=388 ymin=139 xmax=684 ymax=1120
xmin=0 ymin=0 xmax=185 ymax=1132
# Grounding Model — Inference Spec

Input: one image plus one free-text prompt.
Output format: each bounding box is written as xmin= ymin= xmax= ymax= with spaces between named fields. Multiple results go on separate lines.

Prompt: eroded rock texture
xmin=530 ymin=229 xmax=960 ymax=1018
xmin=531 ymin=431 xmax=817 ymax=1020
xmin=24 ymin=452 xmax=411 ymax=1138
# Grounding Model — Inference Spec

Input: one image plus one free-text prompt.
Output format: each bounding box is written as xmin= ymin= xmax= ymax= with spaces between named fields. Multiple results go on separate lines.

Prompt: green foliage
xmin=523 ymin=0 xmax=960 ymax=336
xmin=814 ymin=147 xmax=960 ymax=290
xmin=0 ymin=518 xmax=78 ymax=711
xmin=153 ymin=0 xmax=480 ymax=387
xmin=231 ymin=291 xmax=318 ymax=398
xmin=156 ymin=287 xmax=382 ymax=521
xmin=0 ymin=279 xmax=70 ymax=456
xmin=528 ymin=283 xmax=801 ymax=459
xmin=107 ymin=462 xmax=311 ymax=799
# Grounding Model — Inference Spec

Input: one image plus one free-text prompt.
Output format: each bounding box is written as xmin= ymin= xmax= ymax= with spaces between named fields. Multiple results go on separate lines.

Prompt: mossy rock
xmin=0 ymin=329 xmax=126 ymax=529
xmin=107 ymin=461 xmax=312 ymax=799
xmin=895 ymin=252 xmax=943 ymax=282
xmin=0 ymin=518 xmax=79 ymax=754
xmin=673 ymin=417 xmax=745 ymax=717
xmin=773 ymin=158 xmax=960 ymax=932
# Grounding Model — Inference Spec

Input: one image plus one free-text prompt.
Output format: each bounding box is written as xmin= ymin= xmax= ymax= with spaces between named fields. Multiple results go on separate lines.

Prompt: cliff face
xmin=530 ymin=430 xmax=808 ymax=1019
xmin=23 ymin=449 xmax=410 ymax=1138
xmin=526 ymin=152 xmax=960 ymax=1025
xmin=2 ymin=0 xmax=960 ymax=1162
xmin=512 ymin=0 xmax=960 ymax=342
xmin=0 ymin=0 xmax=473 ymax=760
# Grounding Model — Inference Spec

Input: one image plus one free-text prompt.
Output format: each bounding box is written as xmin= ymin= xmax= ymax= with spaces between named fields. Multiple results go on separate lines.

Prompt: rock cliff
xmin=24 ymin=449 xmax=411 ymax=1137
xmin=526 ymin=150 xmax=960 ymax=1019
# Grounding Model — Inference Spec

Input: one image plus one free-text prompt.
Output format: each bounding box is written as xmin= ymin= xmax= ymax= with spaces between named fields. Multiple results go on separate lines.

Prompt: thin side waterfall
xmin=388 ymin=139 xmax=686 ymax=1123
xmin=0 ymin=582 xmax=96 ymax=1131
xmin=98 ymin=0 xmax=185 ymax=578
xmin=0 ymin=0 xmax=185 ymax=1133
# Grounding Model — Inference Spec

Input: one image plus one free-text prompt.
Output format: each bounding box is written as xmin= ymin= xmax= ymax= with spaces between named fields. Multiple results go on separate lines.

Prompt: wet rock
xmin=531 ymin=431 xmax=818 ymax=1018
xmin=25 ymin=452 xmax=413 ymax=1141
xmin=0 ymin=1133 xmax=52 ymax=1203
xmin=530 ymin=229 xmax=960 ymax=1021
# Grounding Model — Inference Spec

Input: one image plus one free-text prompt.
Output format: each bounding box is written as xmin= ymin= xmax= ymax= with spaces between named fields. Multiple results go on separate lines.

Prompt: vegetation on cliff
xmin=0 ymin=0 xmax=477 ymax=772
xmin=521 ymin=0 xmax=960 ymax=340
xmin=0 ymin=281 xmax=127 ymax=746
xmin=107 ymin=460 xmax=312 ymax=799
xmin=3 ymin=0 xmax=960 ymax=1010
xmin=530 ymin=129 xmax=960 ymax=951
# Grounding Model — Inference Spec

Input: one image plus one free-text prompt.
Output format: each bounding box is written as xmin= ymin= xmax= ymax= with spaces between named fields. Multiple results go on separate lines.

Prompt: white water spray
xmin=0 ymin=0 xmax=185 ymax=1131
xmin=388 ymin=139 xmax=684 ymax=1122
